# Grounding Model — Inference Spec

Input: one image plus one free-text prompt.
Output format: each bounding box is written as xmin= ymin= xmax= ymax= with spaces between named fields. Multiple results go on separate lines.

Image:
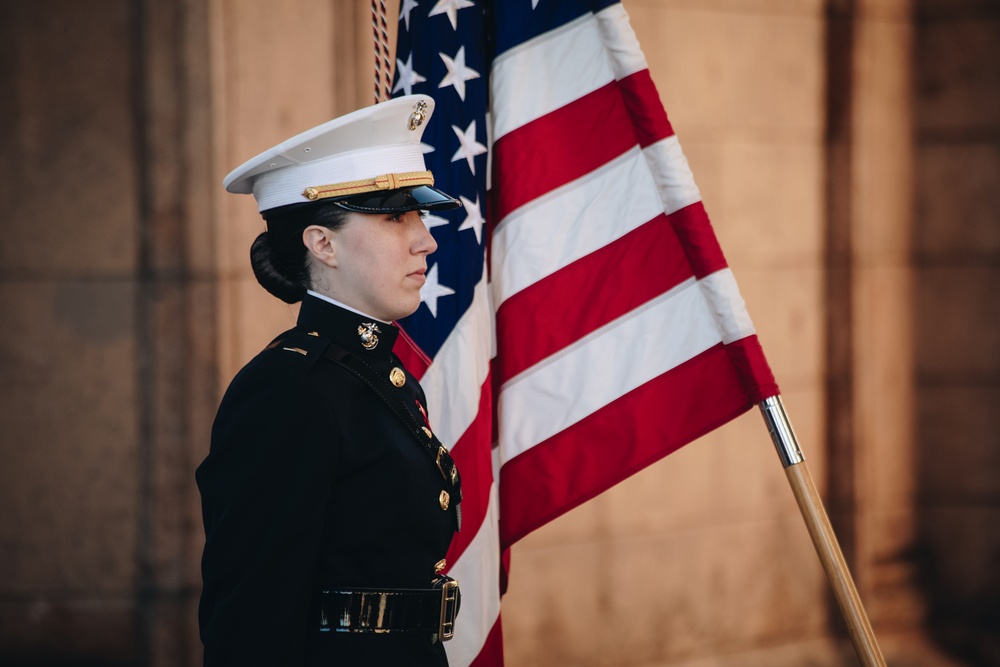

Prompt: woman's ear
xmin=303 ymin=225 xmax=338 ymax=268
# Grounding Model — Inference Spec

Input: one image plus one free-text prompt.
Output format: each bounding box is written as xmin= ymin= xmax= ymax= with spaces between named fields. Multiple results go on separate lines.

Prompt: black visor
xmin=332 ymin=185 xmax=461 ymax=214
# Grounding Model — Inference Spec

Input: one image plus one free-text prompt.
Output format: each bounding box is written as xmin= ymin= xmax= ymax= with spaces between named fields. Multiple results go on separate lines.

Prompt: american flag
xmin=392 ymin=1 xmax=779 ymax=664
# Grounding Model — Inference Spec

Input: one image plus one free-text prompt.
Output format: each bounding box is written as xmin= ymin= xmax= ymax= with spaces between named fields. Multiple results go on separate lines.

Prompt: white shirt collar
xmin=306 ymin=290 xmax=390 ymax=325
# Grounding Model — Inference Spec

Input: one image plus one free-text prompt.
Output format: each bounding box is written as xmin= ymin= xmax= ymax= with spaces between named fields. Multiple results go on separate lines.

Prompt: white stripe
xmin=422 ymin=272 xmax=494 ymax=448
xmin=490 ymin=147 xmax=663 ymax=308
xmin=593 ymin=4 xmax=649 ymax=81
xmin=444 ymin=478 xmax=502 ymax=666
xmin=497 ymin=278 xmax=722 ymax=466
xmin=699 ymin=268 xmax=756 ymax=343
xmin=491 ymin=14 xmax=613 ymax=141
xmin=643 ymin=136 xmax=702 ymax=215
xmin=489 ymin=5 xmax=652 ymax=143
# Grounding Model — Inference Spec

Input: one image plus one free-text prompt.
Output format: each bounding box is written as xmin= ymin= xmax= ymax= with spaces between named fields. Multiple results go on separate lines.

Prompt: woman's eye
xmin=387 ymin=213 xmax=404 ymax=223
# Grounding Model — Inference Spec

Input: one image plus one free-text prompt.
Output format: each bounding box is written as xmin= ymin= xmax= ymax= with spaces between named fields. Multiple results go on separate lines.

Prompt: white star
xmin=451 ymin=120 xmax=487 ymax=175
xmin=428 ymin=0 xmax=474 ymax=31
xmin=457 ymin=195 xmax=484 ymax=244
xmin=393 ymin=53 xmax=426 ymax=96
xmin=532 ymin=0 xmax=541 ymax=8
xmin=420 ymin=142 xmax=435 ymax=154
xmin=423 ymin=212 xmax=450 ymax=230
xmin=438 ymin=46 xmax=480 ymax=101
xmin=399 ymin=0 xmax=419 ymax=31
xmin=420 ymin=263 xmax=455 ymax=318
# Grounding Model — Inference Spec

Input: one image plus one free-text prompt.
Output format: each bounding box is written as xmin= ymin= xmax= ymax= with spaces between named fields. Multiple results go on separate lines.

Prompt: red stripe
xmin=444 ymin=374 xmax=494 ymax=564
xmin=494 ymin=214 xmax=693 ymax=385
xmin=618 ymin=69 xmax=674 ymax=147
xmin=492 ymin=81 xmax=637 ymax=223
xmin=668 ymin=202 xmax=728 ymax=278
xmin=467 ymin=616 xmax=505 ymax=667
xmin=392 ymin=325 xmax=431 ymax=380
xmin=725 ymin=335 xmax=779 ymax=402
xmin=498 ymin=342 xmax=754 ymax=547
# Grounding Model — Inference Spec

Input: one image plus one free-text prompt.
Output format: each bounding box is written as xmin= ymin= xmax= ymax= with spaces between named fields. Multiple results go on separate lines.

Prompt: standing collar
xmin=305 ymin=290 xmax=389 ymax=325
xmin=297 ymin=293 xmax=400 ymax=360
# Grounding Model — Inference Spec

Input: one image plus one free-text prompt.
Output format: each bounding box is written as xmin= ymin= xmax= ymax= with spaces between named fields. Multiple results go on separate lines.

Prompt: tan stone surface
xmin=504 ymin=517 xmax=828 ymax=666
xmin=736 ymin=266 xmax=825 ymax=387
xmin=0 ymin=281 xmax=139 ymax=594
xmin=921 ymin=505 xmax=1000 ymax=605
xmin=852 ymin=14 xmax=915 ymax=263
xmin=0 ymin=599 xmax=136 ymax=665
xmin=913 ymin=0 xmax=1000 ymax=655
xmin=150 ymin=595 xmax=202 ymax=667
xmin=916 ymin=266 xmax=1000 ymax=376
xmin=147 ymin=280 xmax=218 ymax=590
xmin=916 ymin=143 xmax=1000 ymax=258
xmin=227 ymin=276 xmax=301 ymax=378
xmin=214 ymin=0 xmax=338 ymax=276
xmin=686 ymin=141 xmax=825 ymax=268
xmin=918 ymin=384 xmax=1000 ymax=499
xmin=627 ymin=2 xmax=825 ymax=138
xmin=643 ymin=630 xmax=966 ymax=666
xmin=916 ymin=16 xmax=1000 ymax=133
xmin=854 ymin=266 xmax=916 ymax=503
xmin=0 ymin=1 xmax=137 ymax=276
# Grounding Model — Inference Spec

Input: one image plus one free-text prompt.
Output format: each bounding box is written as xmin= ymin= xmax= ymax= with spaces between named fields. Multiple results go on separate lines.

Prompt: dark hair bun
xmin=250 ymin=231 xmax=307 ymax=304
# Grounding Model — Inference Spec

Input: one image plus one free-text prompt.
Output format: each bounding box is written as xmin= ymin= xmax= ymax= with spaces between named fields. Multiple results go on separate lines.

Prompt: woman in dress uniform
xmin=196 ymin=95 xmax=463 ymax=666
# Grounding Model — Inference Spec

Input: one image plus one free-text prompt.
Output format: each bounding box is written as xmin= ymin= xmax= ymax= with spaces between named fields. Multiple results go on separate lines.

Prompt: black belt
xmin=315 ymin=578 xmax=460 ymax=643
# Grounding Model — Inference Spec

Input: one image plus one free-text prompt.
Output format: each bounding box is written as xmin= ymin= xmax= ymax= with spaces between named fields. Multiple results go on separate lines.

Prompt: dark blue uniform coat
xmin=197 ymin=294 xmax=458 ymax=666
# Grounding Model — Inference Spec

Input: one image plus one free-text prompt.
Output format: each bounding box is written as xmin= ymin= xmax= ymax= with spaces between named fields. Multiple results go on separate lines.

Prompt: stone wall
xmin=914 ymin=0 xmax=1000 ymax=662
xmin=0 ymin=0 xmax=996 ymax=665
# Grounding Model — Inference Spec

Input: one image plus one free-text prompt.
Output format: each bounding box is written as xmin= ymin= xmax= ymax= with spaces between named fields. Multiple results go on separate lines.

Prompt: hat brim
xmin=331 ymin=185 xmax=461 ymax=214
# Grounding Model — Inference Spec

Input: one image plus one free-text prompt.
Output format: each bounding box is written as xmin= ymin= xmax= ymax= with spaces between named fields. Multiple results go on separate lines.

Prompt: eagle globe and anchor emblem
xmin=358 ymin=322 xmax=381 ymax=350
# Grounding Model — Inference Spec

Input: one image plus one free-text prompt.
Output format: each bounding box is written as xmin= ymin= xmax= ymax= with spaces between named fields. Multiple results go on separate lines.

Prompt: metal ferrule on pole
xmin=759 ymin=395 xmax=805 ymax=468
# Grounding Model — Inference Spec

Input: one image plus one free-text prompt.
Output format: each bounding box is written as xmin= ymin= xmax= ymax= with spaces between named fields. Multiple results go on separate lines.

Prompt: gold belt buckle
xmin=437 ymin=579 xmax=459 ymax=642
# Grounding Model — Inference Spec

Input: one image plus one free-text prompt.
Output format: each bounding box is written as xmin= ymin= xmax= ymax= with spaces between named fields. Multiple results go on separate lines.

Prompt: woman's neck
xmin=305 ymin=289 xmax=390 ymax=324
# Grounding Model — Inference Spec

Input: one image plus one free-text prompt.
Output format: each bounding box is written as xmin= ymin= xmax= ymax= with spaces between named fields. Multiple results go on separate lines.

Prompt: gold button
xmin=422 ymin=426 xmax=433 ymax=440
xmin=435 ymin=559 xmax=447 ymax=574
xmin=389 ymin=367 xmax=406 ymax=387
xmin=439 ymin=490 xmax=450 ymax=510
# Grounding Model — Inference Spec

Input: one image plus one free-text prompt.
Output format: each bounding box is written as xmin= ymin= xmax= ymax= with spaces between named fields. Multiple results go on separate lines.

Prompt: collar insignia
xmin=358 ymin=322 xmax=381 ymax=350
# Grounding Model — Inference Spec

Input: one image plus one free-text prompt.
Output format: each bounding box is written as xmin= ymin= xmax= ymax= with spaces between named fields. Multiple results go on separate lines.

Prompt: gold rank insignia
xmin=439 ymin=490 xmax=450 ymax=510
xmin=357 ymin=322 xmax=381 ymax=350
xmin=389 ymin=367 xmax=406 ymax=387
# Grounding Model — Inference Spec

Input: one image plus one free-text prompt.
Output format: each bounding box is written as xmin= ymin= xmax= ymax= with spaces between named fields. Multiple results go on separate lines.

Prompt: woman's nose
xmin=411 ymin=212 xmax=439 ymax=255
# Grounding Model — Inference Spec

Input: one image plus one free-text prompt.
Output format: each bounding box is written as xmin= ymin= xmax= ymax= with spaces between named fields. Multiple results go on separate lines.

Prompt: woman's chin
xmin=380 ymin=298 xmax=422 ymax=323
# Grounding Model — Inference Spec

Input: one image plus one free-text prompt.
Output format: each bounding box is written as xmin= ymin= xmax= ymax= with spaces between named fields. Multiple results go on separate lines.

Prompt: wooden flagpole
xmin=759 ymin=396 xmax=886 ymax=667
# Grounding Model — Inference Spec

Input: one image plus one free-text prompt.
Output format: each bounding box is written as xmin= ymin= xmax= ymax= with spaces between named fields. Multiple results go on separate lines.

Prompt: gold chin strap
xmin=303 ymin=170 xmax=434 ymax=201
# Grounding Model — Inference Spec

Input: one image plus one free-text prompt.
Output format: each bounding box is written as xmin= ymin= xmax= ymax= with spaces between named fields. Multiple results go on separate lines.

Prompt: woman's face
xmin=322 ymin=209 xmax=438 ymax=321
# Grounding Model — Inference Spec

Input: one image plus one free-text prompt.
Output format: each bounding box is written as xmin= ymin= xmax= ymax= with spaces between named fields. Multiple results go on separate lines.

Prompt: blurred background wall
xmin=0 ymin=0 xmax=996 ymax=665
